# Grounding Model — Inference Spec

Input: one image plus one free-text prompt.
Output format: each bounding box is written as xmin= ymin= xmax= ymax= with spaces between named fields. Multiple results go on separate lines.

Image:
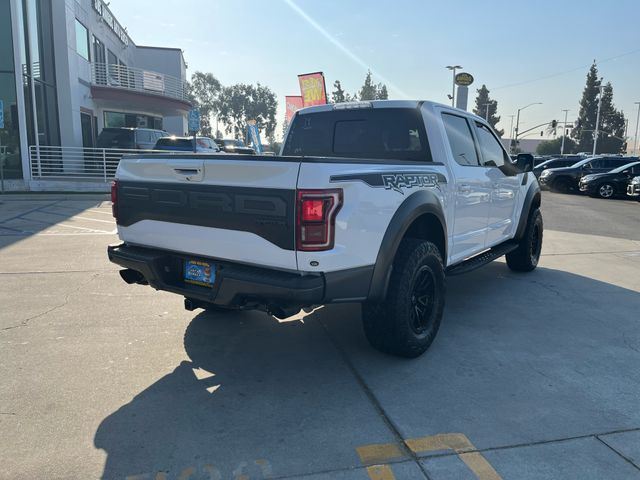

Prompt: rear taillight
xmin=111 ymin=181 xmax=118 ymax=221
xmin=296 ymin=189 xmax=343 ymax=251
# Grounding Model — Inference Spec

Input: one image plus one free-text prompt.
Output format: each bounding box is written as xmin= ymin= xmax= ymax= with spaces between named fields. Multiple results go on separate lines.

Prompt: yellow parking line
xmin=406 ymin=433 xmax=502 ymax=480
xmin=356 ymin=442 xmax=405 ymax=465
xmin=405 ymin=433 xmax=474 ymax=454
xmin=366 ymin=464 xmax=396 ymax=480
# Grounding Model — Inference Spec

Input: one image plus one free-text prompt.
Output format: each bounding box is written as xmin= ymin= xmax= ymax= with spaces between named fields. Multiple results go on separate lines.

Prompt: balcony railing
xmin=29 ymin=145 xmax=159 ymax=182
xmin=90 ymin=63 xmax=189 ymax=102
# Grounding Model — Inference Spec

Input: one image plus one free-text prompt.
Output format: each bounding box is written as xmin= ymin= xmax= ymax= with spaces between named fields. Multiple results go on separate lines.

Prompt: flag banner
xmin=285 ymin=96 xmax=304 ymax=123
xmin=298 ymin=72 xmax=327 ymax=107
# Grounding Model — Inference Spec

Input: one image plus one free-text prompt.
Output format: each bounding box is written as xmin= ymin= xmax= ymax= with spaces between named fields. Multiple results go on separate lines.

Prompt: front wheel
xmin=362 ymin=239 xmax=445 ymax=358
xmin=596 ymin=183 xmax=615 ymax=199
xmin=506 ymin=208 xmax=543 ymax=272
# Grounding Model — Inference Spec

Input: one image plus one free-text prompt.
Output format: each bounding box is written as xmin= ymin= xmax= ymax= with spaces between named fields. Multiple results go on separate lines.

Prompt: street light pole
xmin=560 ymin=109 xmax=569 ymax=155
xmin=446 ymin=65 xmax=462 ymax=107
xmin=592 ymin=85 xmax=605 ymax=156
xmin=508 ymin=115 xmax=515 ymax=153
xmin=513 ymin=102 xmax=542 ymax=154
xmin=633 ymin=102 xmax=640 ymax=155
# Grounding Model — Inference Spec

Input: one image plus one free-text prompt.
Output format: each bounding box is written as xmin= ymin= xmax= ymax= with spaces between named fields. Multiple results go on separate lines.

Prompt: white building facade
xmin=1 ymin=0 xmax=191 ymax=190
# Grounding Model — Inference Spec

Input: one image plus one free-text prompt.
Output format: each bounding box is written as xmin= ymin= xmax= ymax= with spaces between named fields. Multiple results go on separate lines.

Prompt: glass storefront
xmin=19 ymin=0 xmax=60 ymax=147
xmin=0 ymin=1 xmax=23 ymax=179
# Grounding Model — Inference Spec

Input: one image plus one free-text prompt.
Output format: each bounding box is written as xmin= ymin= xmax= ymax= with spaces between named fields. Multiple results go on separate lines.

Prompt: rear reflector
xmin=296 ymin=189 xmax=343 ymax=251
xmin=111 ymin=181 xmax=118 ymax=221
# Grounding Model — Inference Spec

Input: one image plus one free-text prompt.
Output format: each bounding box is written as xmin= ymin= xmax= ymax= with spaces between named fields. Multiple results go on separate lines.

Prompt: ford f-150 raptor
xmin=108 ymin=100 xmax=542 ymax=358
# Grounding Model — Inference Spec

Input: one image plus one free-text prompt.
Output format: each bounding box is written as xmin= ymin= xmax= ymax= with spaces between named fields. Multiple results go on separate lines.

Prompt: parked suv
xmin=579 ymin=160 xmax=640 ymax=198
xmin=154 ymin=136 xmax=221 ymax=153
xmin=214 ymin=138 xmax=256 ymax=155
xmin=97 ymin=127 xmax=167 ymax=150
xmin=533 ymin=156 xmax=582 ymax=179
xmin=539 ymin=156 xmax=631 ymax=193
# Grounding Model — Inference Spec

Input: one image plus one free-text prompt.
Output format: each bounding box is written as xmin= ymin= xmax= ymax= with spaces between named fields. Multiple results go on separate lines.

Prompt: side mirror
xmin=515 ymin=153 xmax=534 ymax=173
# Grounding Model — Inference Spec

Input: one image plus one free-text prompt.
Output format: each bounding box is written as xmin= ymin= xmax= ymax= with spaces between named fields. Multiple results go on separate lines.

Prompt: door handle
xmin=173 ymin=168 xmax=200 ymax=175
xmin=458 ymin=184 xmax=471 ymax=194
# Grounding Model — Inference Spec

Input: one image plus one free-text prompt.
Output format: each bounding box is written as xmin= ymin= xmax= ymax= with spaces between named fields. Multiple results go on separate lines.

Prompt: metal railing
xmin=90 ymin=62 xmax=188 ymax=102
xmin=29 ymin=145 xmax=158 ymax=182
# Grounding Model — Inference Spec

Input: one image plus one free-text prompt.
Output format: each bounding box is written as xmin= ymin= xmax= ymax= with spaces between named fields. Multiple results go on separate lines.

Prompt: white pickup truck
xmin=108 ymin=100 xmax=542 ymax=358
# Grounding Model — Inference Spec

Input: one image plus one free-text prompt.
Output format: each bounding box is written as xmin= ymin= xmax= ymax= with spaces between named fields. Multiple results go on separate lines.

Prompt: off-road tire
xmin=362 ymin=239 xmax=445 ymax=358
xmin=506 ymin=208 xmax=543 ymax=272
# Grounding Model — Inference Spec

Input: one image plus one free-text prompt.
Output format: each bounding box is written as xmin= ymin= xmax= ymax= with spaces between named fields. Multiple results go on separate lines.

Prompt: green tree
xmin=216 ymin=83 xmax=277 ymax=140
xmin=377 ymin=84 xmax=388 ymax=100
xmin=359 ymin=70 xmax=377 ymax=101
xmin=536 ymin=137 xmax=577 ymax=155
xmin=472 ymin=84 xmax=504 ymax=137
xmin=331 ymin=80 xmax=346 ymax=103
xmin=595 ymin=82 xmax=626 ymax=154
xmin=572 ymin=62 xmax=601 ymax=153
xmin=187 ymin=71 xmax=222 ymax=137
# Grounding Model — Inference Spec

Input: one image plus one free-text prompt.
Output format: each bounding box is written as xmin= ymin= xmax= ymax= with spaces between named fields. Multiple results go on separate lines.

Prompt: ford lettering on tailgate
xmin=117 ymin=182 xmax=295 ymax=250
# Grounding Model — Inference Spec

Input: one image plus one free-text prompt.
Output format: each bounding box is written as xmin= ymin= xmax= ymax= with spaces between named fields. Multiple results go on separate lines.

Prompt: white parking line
xmin=52 ymin=222 xmax=112 ymax=233
xmin=87 ymin=209 xmax=114 ymax=216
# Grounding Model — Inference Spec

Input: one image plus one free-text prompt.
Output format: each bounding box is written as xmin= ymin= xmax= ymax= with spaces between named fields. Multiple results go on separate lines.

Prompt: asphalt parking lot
xmin=1 ymin=192 xmax=639 ymax=480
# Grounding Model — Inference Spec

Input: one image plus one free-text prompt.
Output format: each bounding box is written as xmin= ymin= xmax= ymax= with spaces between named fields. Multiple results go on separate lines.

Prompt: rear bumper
xmin=107 ymin=243 xmax=372 ymax=309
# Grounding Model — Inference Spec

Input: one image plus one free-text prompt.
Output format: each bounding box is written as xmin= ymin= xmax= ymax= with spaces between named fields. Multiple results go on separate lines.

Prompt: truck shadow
xmin=94 ymin=263 xmax=640 ymax=479
xmin=0 ymin=198 xmax=111 ymax=250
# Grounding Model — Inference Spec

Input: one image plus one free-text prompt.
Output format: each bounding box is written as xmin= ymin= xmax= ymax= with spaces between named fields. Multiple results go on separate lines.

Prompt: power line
xmin=493 ymin=48 xmax=640 ymax=91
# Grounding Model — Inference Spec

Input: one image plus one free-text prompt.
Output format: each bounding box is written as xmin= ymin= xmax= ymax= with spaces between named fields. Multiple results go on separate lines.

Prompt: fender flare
xmin=367 ymin=190 xmax=447 ymax=302
xmin=514 ymin=182 xmax=541 ymax=240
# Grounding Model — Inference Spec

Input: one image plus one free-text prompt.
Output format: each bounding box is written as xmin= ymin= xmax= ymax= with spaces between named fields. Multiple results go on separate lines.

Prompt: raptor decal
xmin=330 ymin=171 xmax=447 ymax=194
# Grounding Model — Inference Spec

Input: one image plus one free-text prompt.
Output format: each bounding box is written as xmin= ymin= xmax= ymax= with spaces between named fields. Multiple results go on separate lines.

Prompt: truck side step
xmin=446 ymin=241 xmax=518 ymax=276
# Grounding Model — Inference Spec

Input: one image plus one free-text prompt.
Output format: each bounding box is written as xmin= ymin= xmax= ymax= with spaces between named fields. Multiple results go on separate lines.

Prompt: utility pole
xmin=508 ymin=115 xmax=515 ymax=153
xmin=560 ymin=109 xmax=569 ymax=155
xmin=592 ymin=84 xmax=605 ymax=156
xmin=446 ymin=65 xmax=462 ymax=107
xmin=633 ymin=102 xmax=640 ymax=155
xmin=483 ymin=102 xmax=491 ymax=122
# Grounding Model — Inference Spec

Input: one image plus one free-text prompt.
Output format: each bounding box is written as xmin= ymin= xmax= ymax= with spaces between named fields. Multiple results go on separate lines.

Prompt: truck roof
xmin=297 ymin=99 xmax=485 ymax=122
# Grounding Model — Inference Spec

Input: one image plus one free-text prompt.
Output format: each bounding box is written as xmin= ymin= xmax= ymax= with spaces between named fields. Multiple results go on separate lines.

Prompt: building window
xmin=103 ymin=111 xmax=163 ymax=131
xmin=75 ymin=19 xmax=89 ymax=61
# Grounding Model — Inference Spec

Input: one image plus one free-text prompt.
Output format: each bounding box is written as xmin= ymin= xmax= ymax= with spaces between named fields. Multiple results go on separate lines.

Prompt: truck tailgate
xmin=115 ymin=155 xmax=300 ymax=270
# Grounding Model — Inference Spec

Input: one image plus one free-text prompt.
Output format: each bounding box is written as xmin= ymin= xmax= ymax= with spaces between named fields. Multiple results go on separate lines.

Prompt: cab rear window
xmin=282 ymin=107 xmax=431 ymax=162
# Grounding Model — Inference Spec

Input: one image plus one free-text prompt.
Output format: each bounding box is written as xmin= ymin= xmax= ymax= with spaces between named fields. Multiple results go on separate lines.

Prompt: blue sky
xmin=110 ymin=0 xmax=640 ymax=141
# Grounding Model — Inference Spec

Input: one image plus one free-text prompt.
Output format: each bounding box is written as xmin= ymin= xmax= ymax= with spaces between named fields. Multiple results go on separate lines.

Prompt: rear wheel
xmin=362 ymin=239 xmax=445 ymax=358
xmin=506 ymin=208 xmax=543 ymax=272
xmin=596 ymin=183 xmax=615 ymax=199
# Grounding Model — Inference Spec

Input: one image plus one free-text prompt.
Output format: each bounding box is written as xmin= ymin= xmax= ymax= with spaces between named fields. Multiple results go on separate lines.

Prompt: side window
xmin=590 ymin=159 xmax=605 ymax=168
xmin=137 ymin=131 xmax=152 ymax=145
xmin=613 ymin=159 xmax=628 ymax=169
xmin=441 ymin=113 xmax=479 ymax=166
xmin=475 ymin=122 xmax=509 ymax=168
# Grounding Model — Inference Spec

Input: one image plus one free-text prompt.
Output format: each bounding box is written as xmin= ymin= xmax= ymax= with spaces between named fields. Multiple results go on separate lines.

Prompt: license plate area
xmin=184 ymin=259 xmax=216 ymax=287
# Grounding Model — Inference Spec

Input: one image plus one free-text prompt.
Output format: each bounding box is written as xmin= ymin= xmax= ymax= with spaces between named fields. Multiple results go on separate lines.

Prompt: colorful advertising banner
xmin=298 ymin=72 xmax=327 ymax=107
xmin=285 ymin=96 xmax=304 ymax=123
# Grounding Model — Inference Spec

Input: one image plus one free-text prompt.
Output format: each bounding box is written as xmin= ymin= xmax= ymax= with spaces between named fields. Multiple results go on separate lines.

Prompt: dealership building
xmin=0 ymin=0 xmax=192 ymax=190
